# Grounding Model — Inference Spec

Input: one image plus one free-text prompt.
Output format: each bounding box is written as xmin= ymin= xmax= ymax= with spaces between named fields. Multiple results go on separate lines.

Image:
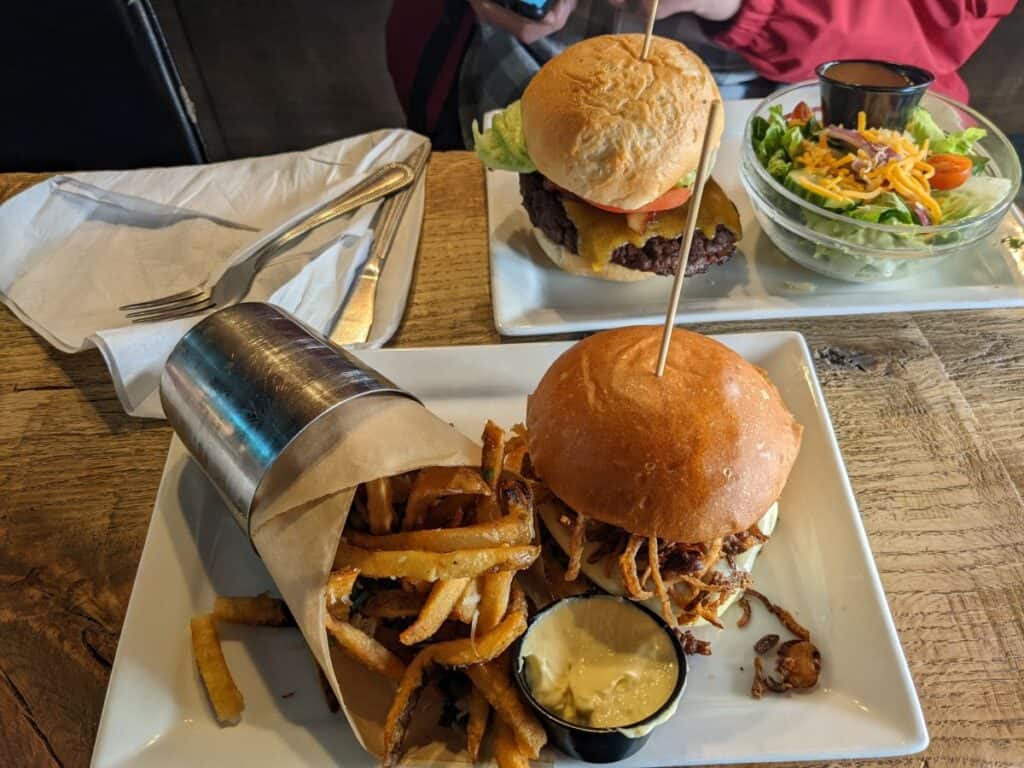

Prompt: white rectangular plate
xmin=488 ymin=101 xmax=1024 ymax=336
xmin=92 ymin=333 xmax=927 ymax=767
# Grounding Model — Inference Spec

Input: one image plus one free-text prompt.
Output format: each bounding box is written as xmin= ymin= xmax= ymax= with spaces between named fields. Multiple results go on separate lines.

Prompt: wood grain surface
xmin=2 ymin=153 xmax=1023 ymax=767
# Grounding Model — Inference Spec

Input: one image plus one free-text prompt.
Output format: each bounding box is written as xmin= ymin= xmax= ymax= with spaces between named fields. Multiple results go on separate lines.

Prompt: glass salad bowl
xmin=739 ymin=81 xmax=1021 ymax=282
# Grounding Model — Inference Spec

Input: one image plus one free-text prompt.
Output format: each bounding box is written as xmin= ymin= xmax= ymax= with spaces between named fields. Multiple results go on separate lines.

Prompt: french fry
xmin=325 ymin=615 xmax=406 ymax=682
xmin=431 ymin=585 xmax=528 ymax=667
xmin=366 ymin=477 xmax=395 ymax=534
xmin=382 ymin=651 xmax=431 ymax=767
xmin=361 ymin=589 xmax=426 ymax=619
xmin=399 ymin=578 xmax=471 ymax=645
xmin=190 ymin=614 xmax=244 ymax=725
xmin=334 ymin=543 xmax=539 ymax=581
xmin=452 ymin=577 xmax=482 ymax=623
xmin=382 ymin=587 xmax=530 ymax=767
xmin=345 ymin=512 xmax=533 ymax=552
xmin=477 ymin=571 xmax=514 ymax=632
xmin=502 ymin=435 xmax=529 ymax=474
xmin=481 ymin=420 xmax=505 ymax=490
xmin=403 ymin=467 xmax=492 ymax=530
xmin=466 ymin=655 xmax=547 ymax=759
xmin=325 ymin=567 xmax=359 ymax=621
xmin=494 ymin=717 xmax=530 ymax=768
xmin=466 ymin=687 xmax=490 ymax=762
xmin=213 ymin=596 xmax=293 ymax=627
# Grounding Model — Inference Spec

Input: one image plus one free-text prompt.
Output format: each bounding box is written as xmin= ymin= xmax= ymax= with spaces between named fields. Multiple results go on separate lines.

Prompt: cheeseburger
xmin=474 ymin=34 xmax=742 ymax=282
xmin=525 ymin=326 xmax=802 ymax=627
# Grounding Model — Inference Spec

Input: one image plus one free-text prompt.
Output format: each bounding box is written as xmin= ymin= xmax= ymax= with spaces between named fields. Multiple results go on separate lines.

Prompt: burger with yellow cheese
xmin=474 ymin=34 xmax=742 ymax=281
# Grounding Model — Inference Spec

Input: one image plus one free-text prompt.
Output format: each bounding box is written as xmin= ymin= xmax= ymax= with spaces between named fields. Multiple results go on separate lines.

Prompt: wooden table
xmin=2 ymin=154 xmax=1023 ymax=768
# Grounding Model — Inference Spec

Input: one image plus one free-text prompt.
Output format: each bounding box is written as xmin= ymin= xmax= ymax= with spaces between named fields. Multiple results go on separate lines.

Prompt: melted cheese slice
xmin=561 ymin=178 xmax=742 ymax=271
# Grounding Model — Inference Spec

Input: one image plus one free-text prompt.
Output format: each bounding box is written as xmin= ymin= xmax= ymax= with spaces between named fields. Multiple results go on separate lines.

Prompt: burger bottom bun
xmin=534 ymin=228 xmax=657 ymax=283
xmin=538 ymin=501 xmax=779 ymax=628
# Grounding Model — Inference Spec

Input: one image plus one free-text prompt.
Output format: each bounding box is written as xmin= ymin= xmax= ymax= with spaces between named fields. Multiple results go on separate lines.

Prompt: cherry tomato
xmin=787 ymin=101 xmax=814 ymax=125
xmin=586 ymin=185 xmax=694 ymax=214
xmin=929 ymin=153 xmax=973 ymax=190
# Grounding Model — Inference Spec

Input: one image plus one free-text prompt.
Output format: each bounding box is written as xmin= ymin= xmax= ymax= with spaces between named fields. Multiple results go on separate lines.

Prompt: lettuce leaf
xmin=472 ymin=101 xmax=536 ymax=173
xmin=846 ymin=192 xmax=914 ymax=225
xmin=907 ymin=107 xmax=987 ymax=155
xmin=934 ymin=174 xmax=1012 ymax=221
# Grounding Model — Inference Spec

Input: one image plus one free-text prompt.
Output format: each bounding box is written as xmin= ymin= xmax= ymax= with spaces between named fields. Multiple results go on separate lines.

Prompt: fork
xmin=118 ymin=161 xmax=415 ymax=323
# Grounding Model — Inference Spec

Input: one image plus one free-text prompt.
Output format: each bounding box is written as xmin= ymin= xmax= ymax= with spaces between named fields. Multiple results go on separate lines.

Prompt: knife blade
xmin=330 ymin=143 xmax=430 ymax=346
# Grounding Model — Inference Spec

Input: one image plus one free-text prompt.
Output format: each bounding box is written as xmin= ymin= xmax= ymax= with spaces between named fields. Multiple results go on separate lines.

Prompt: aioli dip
xmin=519 ymin=596 xmax=679 ymax=729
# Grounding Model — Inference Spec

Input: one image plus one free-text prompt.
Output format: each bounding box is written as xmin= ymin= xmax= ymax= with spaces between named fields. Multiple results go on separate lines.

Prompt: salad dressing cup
xmin=817 ymin=59 xmax=934 ymax=130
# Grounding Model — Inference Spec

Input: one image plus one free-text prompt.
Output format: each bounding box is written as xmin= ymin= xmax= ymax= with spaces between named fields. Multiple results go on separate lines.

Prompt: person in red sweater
xmin=387 ymin=0 xmax=1016 ymax=147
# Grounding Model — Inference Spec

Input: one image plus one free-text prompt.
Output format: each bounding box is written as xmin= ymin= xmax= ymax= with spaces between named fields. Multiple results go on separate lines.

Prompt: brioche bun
xmin=521 ymin=34 xmax=722 ymax=211
xmin=526 ymin=326 xmax=803 ymax=543
xmin=534 ymin=228 xmax=657 ymax=282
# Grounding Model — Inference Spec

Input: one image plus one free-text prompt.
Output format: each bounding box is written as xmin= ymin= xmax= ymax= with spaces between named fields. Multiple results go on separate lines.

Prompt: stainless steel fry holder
xmin=160 ymin=302 xmax=419 ymax=536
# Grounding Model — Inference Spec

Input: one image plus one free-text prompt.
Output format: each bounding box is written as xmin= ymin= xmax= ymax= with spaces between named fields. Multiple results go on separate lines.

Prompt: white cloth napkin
xmin=0 ymin=129 xmax=428 ymax=418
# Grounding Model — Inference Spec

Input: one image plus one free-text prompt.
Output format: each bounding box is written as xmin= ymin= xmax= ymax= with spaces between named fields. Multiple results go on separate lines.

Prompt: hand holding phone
xmin=468 ymin=0 xmax=577 ymax=44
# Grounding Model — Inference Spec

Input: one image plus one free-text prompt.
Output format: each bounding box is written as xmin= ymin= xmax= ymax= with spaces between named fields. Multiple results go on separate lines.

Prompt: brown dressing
xmin=825 ymin=61 xmax=910 ymax=88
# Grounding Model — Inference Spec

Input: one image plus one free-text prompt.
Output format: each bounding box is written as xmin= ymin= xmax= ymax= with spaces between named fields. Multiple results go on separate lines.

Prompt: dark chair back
xmin=2 ymin=0 xmax=205 ymax=171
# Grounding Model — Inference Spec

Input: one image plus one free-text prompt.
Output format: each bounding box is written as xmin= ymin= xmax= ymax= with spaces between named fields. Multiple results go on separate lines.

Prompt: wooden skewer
xmin=655 ymin=100 xmax=721 ymax=377
xmin=640 ymin=0 xmax=659 ymax=60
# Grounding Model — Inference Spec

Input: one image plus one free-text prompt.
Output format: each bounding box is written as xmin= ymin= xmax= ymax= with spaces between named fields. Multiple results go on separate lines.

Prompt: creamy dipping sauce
xmin=519 ymin=596 xmax=678 ymax=729
xmin=824 ymin=61 xmax=910 ymax=88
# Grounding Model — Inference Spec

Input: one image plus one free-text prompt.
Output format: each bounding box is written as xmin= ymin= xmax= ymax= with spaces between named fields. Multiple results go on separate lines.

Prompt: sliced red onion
xmin=912 ymin=202 xmax=932 ymax=226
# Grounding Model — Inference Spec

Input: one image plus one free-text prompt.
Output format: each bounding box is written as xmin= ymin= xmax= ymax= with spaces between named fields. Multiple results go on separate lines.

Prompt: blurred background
xmin=2 ymin=0 xmax=1022 ymax=171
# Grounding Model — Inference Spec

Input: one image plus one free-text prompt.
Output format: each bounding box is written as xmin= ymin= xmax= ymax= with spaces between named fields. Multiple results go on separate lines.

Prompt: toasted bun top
xmin=526 ymin=326 xmax=803 ymax=543
xmin=521 ymin=34 xmax=722 ymax=211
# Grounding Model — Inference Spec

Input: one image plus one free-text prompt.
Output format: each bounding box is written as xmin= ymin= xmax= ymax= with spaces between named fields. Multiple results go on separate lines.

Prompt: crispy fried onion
xmin=382 ymin=587 xmax=530 ymax=766
xmin=745 ymin=589 xmax=821 ymax=697
xmin=677 ymin=629 xmax=712 ymax=656
xmin=737 ymin=596 xmax=752 ymax=628
xmin=564 ymin=510 xmax=586 ymax=582
xmin=614 ymin=532 xmax=755 ymax=627
xmin=619 ymin=534 xmax=654 ymax=600
xmin=745 ymin=588 xmax=810 ymax=641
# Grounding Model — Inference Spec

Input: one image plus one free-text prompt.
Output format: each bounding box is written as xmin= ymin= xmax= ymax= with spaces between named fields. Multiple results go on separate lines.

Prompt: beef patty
xmin=519 ymin=172 xmax=737 ymax=277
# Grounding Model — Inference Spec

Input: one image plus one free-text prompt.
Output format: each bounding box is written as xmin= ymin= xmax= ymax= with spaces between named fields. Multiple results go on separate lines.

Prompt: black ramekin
xmin=817 ymin=59 xmax=935 ymax=130
xmin=512 ymin=594 xmax=689 ymax=764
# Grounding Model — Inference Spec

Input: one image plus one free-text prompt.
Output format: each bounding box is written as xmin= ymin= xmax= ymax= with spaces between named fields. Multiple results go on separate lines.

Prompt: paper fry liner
xmin=249 ymin=394 xmax=479 ymax=760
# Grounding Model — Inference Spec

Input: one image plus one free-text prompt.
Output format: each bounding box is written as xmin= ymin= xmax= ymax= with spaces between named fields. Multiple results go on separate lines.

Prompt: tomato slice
xmin=929 ymin=153 xmax=973 ymax=190
xmin=586 ymin=185 xmax=694 ymax=214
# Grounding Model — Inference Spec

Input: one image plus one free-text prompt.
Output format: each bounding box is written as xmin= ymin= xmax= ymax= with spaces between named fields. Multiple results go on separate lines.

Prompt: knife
xmin=330 ymin=143 xmax=431 ymax=346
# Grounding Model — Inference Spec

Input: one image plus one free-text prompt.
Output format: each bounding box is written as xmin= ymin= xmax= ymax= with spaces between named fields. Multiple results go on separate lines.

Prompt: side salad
xmin=751 ymin=102 xmax=1011 ymax=227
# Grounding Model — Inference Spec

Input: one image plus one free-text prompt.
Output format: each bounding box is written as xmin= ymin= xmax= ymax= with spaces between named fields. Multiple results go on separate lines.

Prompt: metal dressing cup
xmin=160 ymin=302 xmax=418 ymax=537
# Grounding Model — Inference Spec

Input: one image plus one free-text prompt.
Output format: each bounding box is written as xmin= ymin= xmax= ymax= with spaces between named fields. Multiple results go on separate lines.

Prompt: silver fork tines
xmin=125 ymin=292 xmax=216 ymax=322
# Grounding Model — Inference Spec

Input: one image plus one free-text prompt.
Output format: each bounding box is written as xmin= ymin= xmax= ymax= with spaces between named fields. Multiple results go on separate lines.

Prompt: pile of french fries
xmin=191 ymin=421 xmax=549 ymax=767
xmin=328 ymin=421 xmax=546 ymax=766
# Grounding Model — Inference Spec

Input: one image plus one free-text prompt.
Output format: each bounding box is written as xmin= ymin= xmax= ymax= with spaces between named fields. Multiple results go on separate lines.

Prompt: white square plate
xmin=92 ymin=333 xmax=928 ymax=767
xmin=488 ymin=101 xmax=1024 ymax=336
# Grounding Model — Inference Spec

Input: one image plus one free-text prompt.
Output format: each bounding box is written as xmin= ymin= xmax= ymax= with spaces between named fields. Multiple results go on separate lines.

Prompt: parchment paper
xmin=247 ymin=394 xmax=481 ymax=761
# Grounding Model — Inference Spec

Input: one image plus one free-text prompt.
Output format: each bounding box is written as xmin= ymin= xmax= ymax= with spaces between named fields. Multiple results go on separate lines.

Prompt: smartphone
xmin=492 ymin=0 xmax=558 ymax=21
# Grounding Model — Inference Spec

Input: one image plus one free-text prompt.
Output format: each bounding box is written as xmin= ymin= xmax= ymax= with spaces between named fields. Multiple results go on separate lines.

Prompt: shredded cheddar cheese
xmin=793 ymin=110 xmax=944 ymax=221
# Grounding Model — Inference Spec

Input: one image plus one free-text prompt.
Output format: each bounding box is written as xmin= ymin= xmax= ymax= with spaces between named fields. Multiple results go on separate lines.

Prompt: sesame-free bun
xmin=534 ymin=228 xmax=656 ymax=282
xmin=521 ymin=34 xmax=722 ymax=211
xmin=526 ymin=326 xmax=803 ymax=543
